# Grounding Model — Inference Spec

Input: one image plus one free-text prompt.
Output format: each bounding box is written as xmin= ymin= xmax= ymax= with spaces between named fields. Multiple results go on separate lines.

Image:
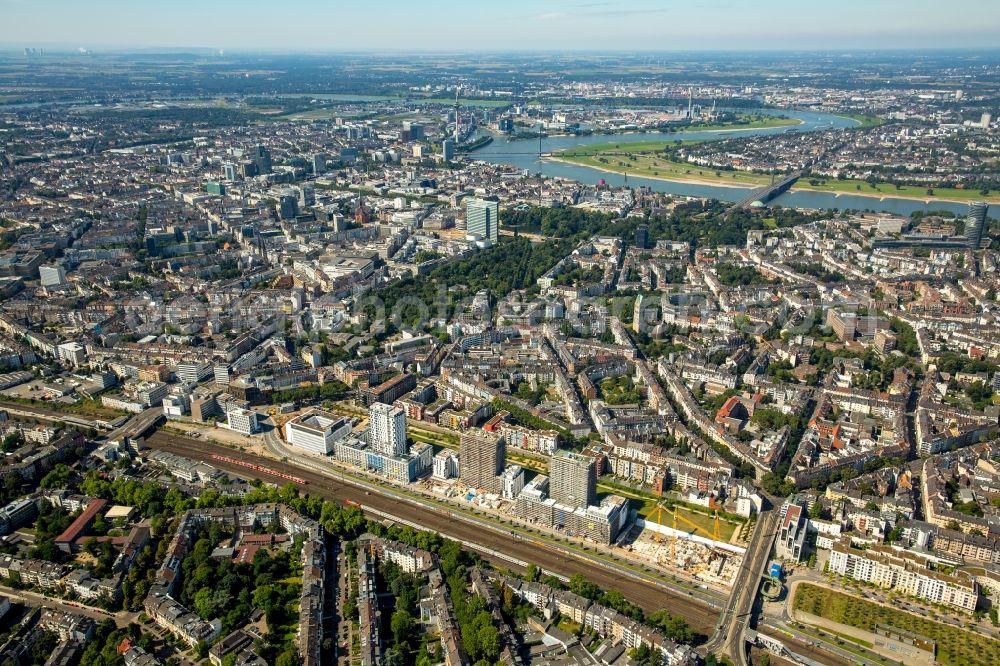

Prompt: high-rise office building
xmin=441 ymin=138 xmax=455 ymax=161
xmin=223 ymin=162 xmax=237 ymax=181
xmin=635 ymin=224 xmax=649 ymax=249
xmin=252 ymin=145 xmax=272 ymax=175
xmin=278 ymin=194 xmax=299 ymax=221
xmin=369 ymin=402 xmax=406 ymax=457
xmin=549 ymin=451 xmax=596 ymax=509
xmin=297 ymin=183 xmax=315 ymax=207
xmin=965 ymin=201 xmax=988 ymax=248
xmin=311 ymin=153 xmax=326 ymax=175
xmin=239 ymin=161 xmax=257 ymax=179
xmin=465 ymin=198 xmax=500 ymax=243
xmin=402 ymin=121 xmax=424 ymax=140
xmin=460 ymin=430 xmax=505 ymax=493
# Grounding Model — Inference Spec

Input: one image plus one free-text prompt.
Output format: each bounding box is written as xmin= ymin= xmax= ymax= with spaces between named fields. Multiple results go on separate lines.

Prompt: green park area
xmin=834 ymin=113 xmax=885 ymax=129
xmin=793 ymin=583 xmax=994 ymax=666
xmin=791 ymin=177 xmax=1000 ymax=203
xmin=0 ymin=395 xmax=126 ymax=421
xmin=556 ymin=145 xmax=773 ymax=187
xmin=557 ymin=142 xmax=1000 ymax=204
xmin=690 ymin=115 xmax=802 ymax=131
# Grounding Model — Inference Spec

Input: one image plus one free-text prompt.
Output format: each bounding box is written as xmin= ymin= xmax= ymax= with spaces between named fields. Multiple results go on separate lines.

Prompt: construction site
xmin=165 ymin=402 xmax=753 ymax=594
xmin=434 ymin=475 xmax=752 ymax=591
xmin=619 ymin=503 xmax=749 ymax=591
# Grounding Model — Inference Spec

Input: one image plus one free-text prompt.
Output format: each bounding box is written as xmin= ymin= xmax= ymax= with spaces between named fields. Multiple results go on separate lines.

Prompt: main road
xmin=0 ymin=582 xmax=136 ymax=628
xmin=702 ymin=503 xmax=781 ymax=665
xmin=144 ymin=429 xmax=721 ymax=634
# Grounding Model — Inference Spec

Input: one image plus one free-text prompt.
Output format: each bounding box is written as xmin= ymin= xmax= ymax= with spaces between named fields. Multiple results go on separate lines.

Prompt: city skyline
xmin=0 ymin=7 xmax=998 ymax=665
xmin=2 ymin=0 xmax=999 ymax=51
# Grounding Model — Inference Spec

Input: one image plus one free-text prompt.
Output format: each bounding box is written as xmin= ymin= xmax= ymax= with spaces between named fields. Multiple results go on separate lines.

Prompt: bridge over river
xmin=729 ymin=172 xmax=801 ymax=212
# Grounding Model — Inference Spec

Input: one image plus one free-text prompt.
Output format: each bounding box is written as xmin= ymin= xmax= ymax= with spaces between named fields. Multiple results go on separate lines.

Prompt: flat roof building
xmin=460 ymin=430 xmax=505 ymax=494
xmin=39 ymin=265 xmax=67 ymax=288
xmin=226 ymin=406 xmax=259 ymax=435
xmin=368 ymin=402 xmax=406 ymax=457
xmin=550 ymin=451 xmax=596 ymax=509
xmin=466 ymin=198 xmax=500 ymax=244
xmin=285 ymin=410 xmax=352 ymax=455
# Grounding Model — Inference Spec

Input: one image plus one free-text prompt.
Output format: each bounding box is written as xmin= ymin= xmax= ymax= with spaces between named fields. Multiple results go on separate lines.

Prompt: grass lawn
xmin=793 ymin=583 xmax=993 ymax=666
xmin=821 ymin=626 xmax=874 ymax=648
xmin=834 ymin=113 xmax=885 ymax=129
xmin=1 ymin=395 xmax=126 ymax=420
xmin=418 ymin=97 xmax=512 ymax=107
xmin=281 ymin=108 xmax=343 ymax=121
xmin=556 ymin=150 xmax=771 ymax=187
xmin=689 ymin=115 xmax=801 ymax=131
xmin=635 ymin=497 xmax=740 ymax=542
xmin=557 ymin=115 xmax=798 ymax=157
xmin=506 ymin=452 xmax=547 ymax=474
xmin=558 ymin=147 xmax=1000 ymax=203
xmin=577 ymin=115 xmax=799 ymax=137
xmin=791 ymin=177 xmax=1000 ymax=203
xmin=556 ymin=617 xmax=583 ymax=635
xmin=561 ymin=140 xmax=681 ymax=154
xmin=407 ymin=426 xmax=459 ymax=447
xmin=792 ymin=624 xmax=897 ymax=666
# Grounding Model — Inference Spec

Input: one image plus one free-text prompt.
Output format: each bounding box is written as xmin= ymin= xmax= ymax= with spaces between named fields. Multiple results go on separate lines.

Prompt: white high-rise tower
xmin=369 ymin=402 xmax=406 ymax=457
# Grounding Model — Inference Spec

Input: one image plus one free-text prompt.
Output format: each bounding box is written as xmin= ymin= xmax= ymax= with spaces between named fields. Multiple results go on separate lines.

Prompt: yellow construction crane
xmin=673 ymin=506 xmax=716 ymax=541
xmin=650 ymin=502 xmax=667 ymax=543
xmin=651 ymin=503 xmax=727 ymax=563
xmin=672 ymin=506 xmax=678 ymax=563
xmin=649 ymin=502 xmax=679 ymax=564
xmin=649 ymin=502 xmax=677 ymax=562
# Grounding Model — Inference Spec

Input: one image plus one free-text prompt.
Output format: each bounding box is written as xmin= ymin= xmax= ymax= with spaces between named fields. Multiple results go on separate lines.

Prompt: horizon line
xmin=3 ymin=45 xmax=1000 ymax=55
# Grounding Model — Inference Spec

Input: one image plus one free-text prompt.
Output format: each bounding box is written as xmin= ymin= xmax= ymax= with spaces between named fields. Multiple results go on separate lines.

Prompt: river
xmin=470 ymin=109 xmax=971 ymax=216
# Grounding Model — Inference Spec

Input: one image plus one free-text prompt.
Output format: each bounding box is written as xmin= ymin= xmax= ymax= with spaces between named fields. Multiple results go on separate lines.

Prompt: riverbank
xmin=792 ymin=180 xmax=1000 ymax=204
xmin=475 ymin=109 xmax=974 ymax=215
xmin=550 ymin=154 xmax=1000 ymax=206
xmin=544 ymin=155 xmax=758 ymax=190
xmin=830 ymin=112 xmax=882 ymax=128
xmin=548 ymin=116 xmax=802 ymax=142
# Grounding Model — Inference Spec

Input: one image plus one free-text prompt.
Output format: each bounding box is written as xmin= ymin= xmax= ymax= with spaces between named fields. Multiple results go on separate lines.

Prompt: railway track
xmin=757 ymin=626 xmax=859 ymax=666
xmin=145 ymin=430 xmax=720 ymax=634
xmin=0 ymin=400 xmax=104 ymax=429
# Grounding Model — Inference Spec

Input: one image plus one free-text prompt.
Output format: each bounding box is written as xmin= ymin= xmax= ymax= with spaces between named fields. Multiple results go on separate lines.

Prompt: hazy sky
xmin=2 ymin=0 xmax=999 ymax=51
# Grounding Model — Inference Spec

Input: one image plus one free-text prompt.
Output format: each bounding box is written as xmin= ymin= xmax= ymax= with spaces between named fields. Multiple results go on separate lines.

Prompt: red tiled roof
xmin=55 ymin=498 xmax=108 ymax=545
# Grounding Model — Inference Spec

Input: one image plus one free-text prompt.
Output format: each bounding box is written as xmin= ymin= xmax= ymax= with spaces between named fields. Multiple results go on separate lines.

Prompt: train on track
xmin=210 ymin=454 xmax=309 ymax=485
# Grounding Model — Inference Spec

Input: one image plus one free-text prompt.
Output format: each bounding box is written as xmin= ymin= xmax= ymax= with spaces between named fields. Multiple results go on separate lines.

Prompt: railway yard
xmin=144 ymin=429 xmax=722 ymax=635
xmin=0 ymin=388 xmax=876 ymax=666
